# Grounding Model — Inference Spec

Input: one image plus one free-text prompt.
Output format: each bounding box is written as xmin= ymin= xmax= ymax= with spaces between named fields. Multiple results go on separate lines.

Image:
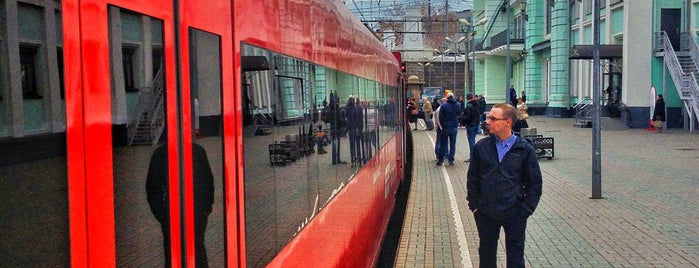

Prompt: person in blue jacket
xmin=466 ymin=103 xmax=543 ymax=268
xmin=436 ymin=93 xmax=461 ymax=166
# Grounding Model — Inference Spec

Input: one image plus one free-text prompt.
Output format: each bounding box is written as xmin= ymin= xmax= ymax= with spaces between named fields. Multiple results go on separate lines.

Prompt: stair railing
xmin=659 ymin=32 xmax=695 ymax=100
xmin=148 ymin=67 xmax=166 ymax=145
xmin=127 ymin=65 xmax=165 ymax=145
xmin=662 ymin=31 xmax=699 ymax=132
xmin=573 ymin=97 xmax=592 ymax=119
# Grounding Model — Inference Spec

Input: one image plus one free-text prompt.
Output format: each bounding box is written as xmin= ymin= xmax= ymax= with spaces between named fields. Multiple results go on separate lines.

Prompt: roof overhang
xmin=569 ymin=44 xmax=623 ymax=59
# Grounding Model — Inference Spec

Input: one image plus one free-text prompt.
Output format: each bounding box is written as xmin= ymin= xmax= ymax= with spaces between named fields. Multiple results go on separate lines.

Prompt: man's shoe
xmin=448 ymin=162 xmax=454 ymax=166
xmin=464 ymin=159 xmax=470 ymax=162
xmin=436 ymin=162 xmax=443 ymax=166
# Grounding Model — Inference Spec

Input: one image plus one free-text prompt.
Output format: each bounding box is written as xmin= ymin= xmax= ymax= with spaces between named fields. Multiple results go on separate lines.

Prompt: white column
xmin=109 ymin=6 xmax=128 ymax=125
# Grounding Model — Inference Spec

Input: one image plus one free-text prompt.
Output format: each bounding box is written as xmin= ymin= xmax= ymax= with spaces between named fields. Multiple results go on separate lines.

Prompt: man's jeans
xmin=438 ymin=127 xmax=458 ymax=163
xmin=474 ymin=212 xmax=528 ymax=268
xmin=466 ymin=124 xmax=480 ymax=159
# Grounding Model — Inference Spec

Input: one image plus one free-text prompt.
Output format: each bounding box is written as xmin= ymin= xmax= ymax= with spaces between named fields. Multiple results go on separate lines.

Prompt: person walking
xmin=466 ymin=103 xmax=543 ymax=268
xmin=462 ymin=93 xmax=480 ymax=162
xmin=437 ymin=93 xmax=461 ymax=166
xmin=653 ymin=94 xmax=666 ymax=133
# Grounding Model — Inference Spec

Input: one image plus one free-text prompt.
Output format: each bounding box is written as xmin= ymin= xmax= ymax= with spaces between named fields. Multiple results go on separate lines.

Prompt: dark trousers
xmin=438 ymin=127 xmax=458 ymax=163
xmin=466 ymin=125 xmax=479 ymax=158
xmin=474 ymin=212 xmax=528 ymax=268
xmin=434 ymin=127 xmax=442 ymax=159
xmin=160 ymin=213 xmax=210 ymax=268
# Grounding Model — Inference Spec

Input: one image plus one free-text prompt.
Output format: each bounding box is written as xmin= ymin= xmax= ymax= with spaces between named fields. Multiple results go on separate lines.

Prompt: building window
xmin=57 ymin=48 xmax=65 ymax=99
xmin=21 ymin=46 xmax=41 ymax=99
xmin=123 ymin=47 xmax=137 ymax=92
xmin=545 ymin=0 xmax=554 ymax=35
xmin=152 ymin=48 xmax=163 ymax=77
xmin=514 ymin=15 xmax=526 ymax=39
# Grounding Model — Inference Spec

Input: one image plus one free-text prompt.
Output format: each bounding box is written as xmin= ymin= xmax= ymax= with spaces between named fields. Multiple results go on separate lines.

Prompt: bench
xmin=524 ymin=134 xmax=554 ymax=159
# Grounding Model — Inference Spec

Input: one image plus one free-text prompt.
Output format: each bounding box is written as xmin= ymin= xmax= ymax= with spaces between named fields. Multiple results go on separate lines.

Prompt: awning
xmin=569 ymin=44 xmax=623 ymax=59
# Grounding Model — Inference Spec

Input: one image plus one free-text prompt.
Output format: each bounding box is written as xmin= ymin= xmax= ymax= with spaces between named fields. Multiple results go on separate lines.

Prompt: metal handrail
xmin=659 ymin=31 xmax=698 ymax=132
xmin=658 ymin=32 xmax=694 ymax=100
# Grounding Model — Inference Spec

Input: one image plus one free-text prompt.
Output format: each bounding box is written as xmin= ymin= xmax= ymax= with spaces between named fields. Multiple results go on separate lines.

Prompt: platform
xmin=395 ymin=116 xmax=699 ymax=267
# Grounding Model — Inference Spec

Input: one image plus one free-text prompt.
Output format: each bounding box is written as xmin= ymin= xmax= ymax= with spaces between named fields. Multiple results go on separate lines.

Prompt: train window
xmin=0 ymin=2 xmax=68 ymax=266
xmin=187 ymin=27 xmax=225 ymax=267
xmin=240 ymin=43 xmax=397 ymax=266
xmin=109 ymin=7 xmax=171 ymax=266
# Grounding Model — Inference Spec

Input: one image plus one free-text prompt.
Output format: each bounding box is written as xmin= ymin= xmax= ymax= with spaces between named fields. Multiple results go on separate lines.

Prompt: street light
xmin=433 ymin=48 xmax=451 ymax=89
xmin=445 ymin=36 xmax=466 ymax=93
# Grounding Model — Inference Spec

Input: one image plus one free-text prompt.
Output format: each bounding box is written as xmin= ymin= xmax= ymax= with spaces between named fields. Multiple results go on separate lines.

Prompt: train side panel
xmin=267 ymin=137 xmax=402 ymax=267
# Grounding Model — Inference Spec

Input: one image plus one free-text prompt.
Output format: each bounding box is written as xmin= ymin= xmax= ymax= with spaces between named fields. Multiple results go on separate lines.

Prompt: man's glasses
xmin=487 ymin=116 xmax=508 ymax=121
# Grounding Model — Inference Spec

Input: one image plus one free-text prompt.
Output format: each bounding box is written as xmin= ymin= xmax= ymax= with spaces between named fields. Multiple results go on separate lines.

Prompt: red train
xmin=0 ymin=0 xmax=406 ymax=267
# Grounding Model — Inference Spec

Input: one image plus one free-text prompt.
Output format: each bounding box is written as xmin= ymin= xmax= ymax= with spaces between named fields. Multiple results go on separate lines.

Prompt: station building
xmin=473 ymin=0 xmax=699 ymax=130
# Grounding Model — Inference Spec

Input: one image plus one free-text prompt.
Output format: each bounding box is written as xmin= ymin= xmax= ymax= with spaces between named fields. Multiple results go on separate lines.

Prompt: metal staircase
xmin=573 ymin=97 xmax=593 ymax=128
xmin=127 ymin=67 xmax=166 ymax=146
xmin=658 ymin=31 xmax=699 ymax=133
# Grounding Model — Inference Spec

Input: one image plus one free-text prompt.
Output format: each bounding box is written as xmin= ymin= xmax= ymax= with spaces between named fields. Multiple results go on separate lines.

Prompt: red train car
xmin=0 ymin=0 xmax=405 ymax=267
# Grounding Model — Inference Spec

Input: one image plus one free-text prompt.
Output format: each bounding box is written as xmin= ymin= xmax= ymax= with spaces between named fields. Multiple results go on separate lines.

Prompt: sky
xmin=344 ymin=0 xmax=473 ymax=21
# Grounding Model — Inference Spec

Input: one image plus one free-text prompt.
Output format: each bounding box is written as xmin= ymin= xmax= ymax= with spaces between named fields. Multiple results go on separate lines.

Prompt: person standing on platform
xmin=514 ymin=97 xmax=530 ymax=135
xmin=462 ymin=93 xmax=480 ymax=162
xmin=147 ymin=142 xmax=214 ymax=268
xmin=433 ymin=97 xmax=446 ymax=160
xmin=653 ymin=94 xmax=666 ymax=133
xmin=508 ymin=85 xmax=517 ymax=106
xmin=437 ymin=93 xmax=461 ymax=166
xmin=329 ymin=93 xmax=347 ymax=165
xmin=422 ymin=97 xmax=434 ymax=130
xmin=466 ymin=103 xmax=542 ymax=268
xmin=478 ymin=94 xmax=486 ymax=122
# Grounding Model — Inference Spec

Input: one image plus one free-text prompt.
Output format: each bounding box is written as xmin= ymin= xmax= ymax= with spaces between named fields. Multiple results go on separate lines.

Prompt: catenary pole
xmin=591 ymin=0 xmax=602 ymax=199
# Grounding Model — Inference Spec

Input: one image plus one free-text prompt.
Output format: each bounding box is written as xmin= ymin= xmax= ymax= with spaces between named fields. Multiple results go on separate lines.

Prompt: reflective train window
xmin=0 ymin=1 xmax=69 ymax=266
xmin=241 ymin=43 xmax=395 ymax=266
xmin=108 ymin=8 xmax=170 ymax=266
xmin=186 ymin=27 xmax=226 ymax=267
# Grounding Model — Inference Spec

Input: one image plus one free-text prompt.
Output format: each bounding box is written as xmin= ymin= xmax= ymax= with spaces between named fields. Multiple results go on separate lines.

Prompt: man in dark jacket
xmin=437 ymin=93 xmax=461 ymax=166
xmin=147 ymin=142 xmax=214 ymax=267
xmin=462 ymin=93 xmax=480 ymax=162
xmin=466 ymin=103 xmax=542 ymax=268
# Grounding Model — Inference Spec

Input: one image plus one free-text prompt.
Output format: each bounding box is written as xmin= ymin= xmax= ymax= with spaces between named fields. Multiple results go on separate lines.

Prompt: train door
xmin=63 ymin=0 xmax=237 ymax=266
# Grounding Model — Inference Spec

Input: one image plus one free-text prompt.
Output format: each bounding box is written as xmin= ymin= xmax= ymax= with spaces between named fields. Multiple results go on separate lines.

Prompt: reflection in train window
xmin=240 ymin=43 xmax=398 ymax=266
xmin=109 ymin=7 xmax=170 ymax=267
xmin=0 ymin=2 xmax=69 ymax=266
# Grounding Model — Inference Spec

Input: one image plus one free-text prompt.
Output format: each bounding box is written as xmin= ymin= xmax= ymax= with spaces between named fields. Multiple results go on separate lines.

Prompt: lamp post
xmin=445 ymin=36 xmax=466 ymax=94
xmin=433 ymin=48 xmax=451 ymax=89
xmin=505 ymin=3 xmax=511 ymax=104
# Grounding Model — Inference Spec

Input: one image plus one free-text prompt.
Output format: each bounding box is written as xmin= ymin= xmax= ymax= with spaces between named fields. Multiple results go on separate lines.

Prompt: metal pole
xmin=453 ymin=43 xmax=457 ymax=92
xmin=591 ymin=0 xmax=602 ymax=199
xmin=505 ymin=3 xmax=511 ymax=104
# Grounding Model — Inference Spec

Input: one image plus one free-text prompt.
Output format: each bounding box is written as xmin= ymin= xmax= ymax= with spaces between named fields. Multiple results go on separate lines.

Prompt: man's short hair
xmin=493 ymin=103 xmax=517 ymax=123
xmin=447 ymin=92 xmax=455 ymax=98
xmin=466 ymin=93 xmax=473 ymax=99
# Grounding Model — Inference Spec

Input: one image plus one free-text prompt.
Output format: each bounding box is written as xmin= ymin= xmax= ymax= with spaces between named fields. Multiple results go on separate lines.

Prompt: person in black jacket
xmin=146 ymin=142 xmax=214 ymax=267
xmin=466 ymin=103 xmax=542 ymax=268
xmin=653 ymin=94 xmax=666 ymax=133
xmin=462 ymin=93 xmax=480 ymax=162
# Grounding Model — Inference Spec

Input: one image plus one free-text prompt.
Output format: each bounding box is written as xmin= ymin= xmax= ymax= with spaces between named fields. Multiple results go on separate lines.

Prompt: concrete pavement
xmin=395 ymin=116 xmax=699 ymax=267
